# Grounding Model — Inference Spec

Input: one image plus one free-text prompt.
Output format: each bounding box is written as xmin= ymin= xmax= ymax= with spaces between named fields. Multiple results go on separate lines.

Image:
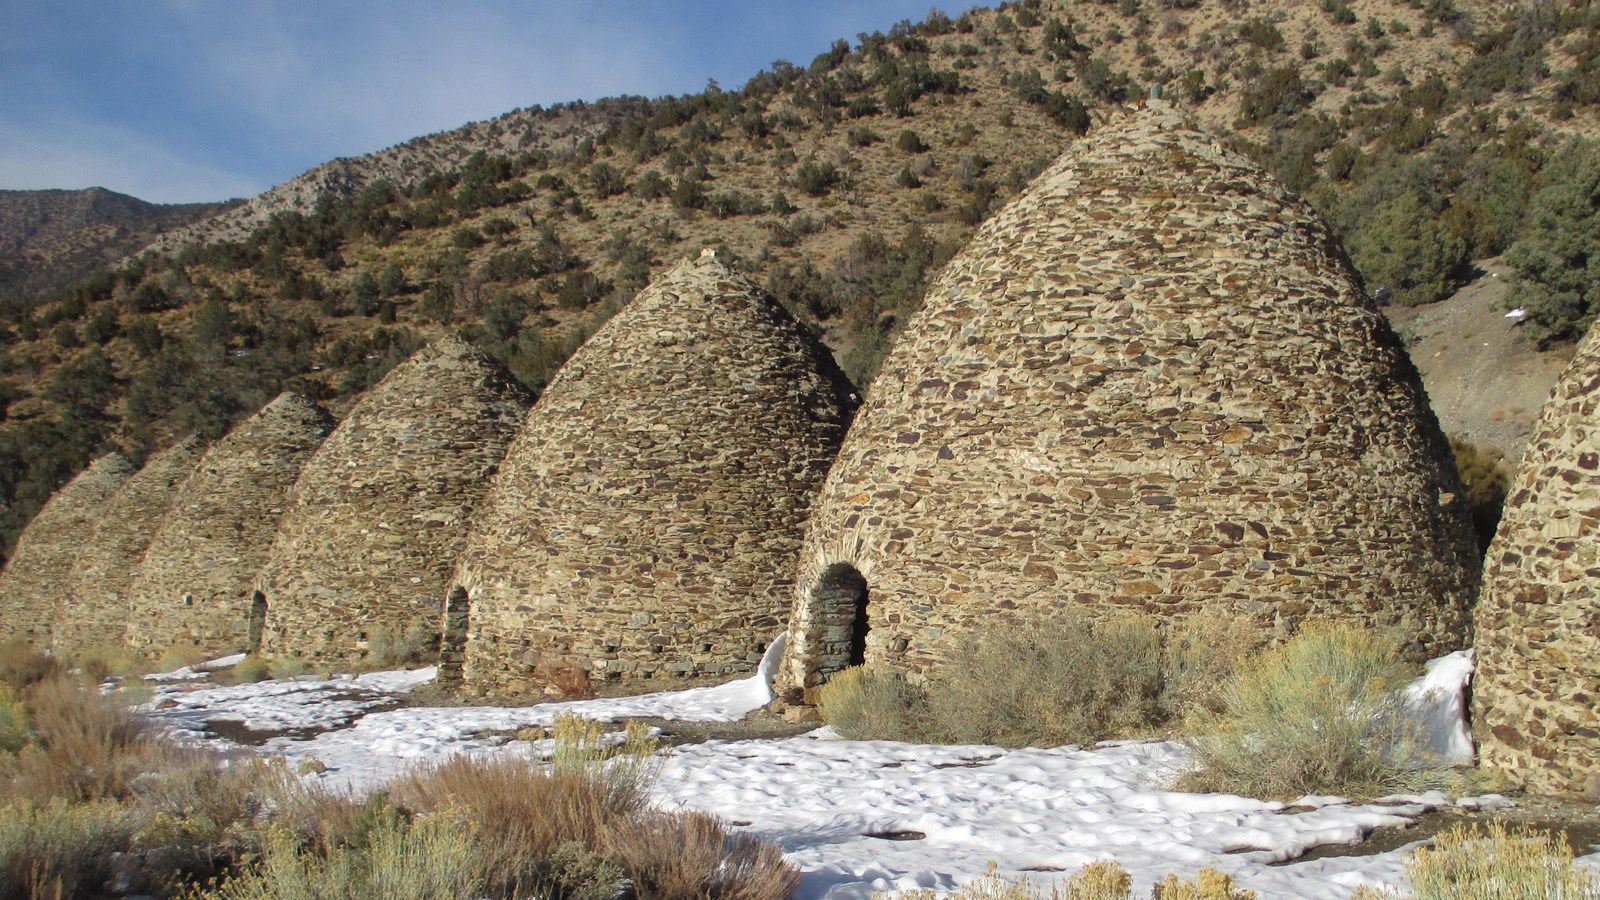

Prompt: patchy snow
xmin=136 ymin=642 xmax=1575 ymax=900
xmin=1403 ymin=650 xmax=1475 ymax=764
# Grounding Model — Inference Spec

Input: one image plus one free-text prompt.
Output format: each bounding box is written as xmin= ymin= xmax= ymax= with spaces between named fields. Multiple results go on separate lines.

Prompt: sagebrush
xmin=821 ymin=612 xmax=1259 ymax=748
xmin=1179 ymin=622 xmax=1451 ymax=800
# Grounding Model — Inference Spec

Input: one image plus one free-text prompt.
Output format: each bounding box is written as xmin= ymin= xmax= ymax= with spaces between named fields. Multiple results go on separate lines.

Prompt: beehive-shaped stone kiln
xmin=0 ymin=453 xmax=133 ymax=646
xmin=126 ymin=394 xmax=334 ymax=658
xmin=454 ymin=251 xmax=855 ymax=695
xmin=778 ymin=103 xmax=1479 ymax=693
xmin=56 ymin=437 xmax=206 ymax=654
xmin=258 ymin=337 xmax=531 ymax=665
xmin=1474 ymin=328 xmax=1600 ymax=796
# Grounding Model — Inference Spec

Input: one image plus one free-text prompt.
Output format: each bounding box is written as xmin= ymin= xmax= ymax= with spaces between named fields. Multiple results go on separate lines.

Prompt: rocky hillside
xmin=0 ymin=188 xmax=234 ymax=315
xmin=1 ymin=0 xmax=1597 ymax=562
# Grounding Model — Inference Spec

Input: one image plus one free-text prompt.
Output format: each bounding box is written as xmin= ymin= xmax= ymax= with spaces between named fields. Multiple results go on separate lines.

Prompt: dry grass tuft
xmin=1349 ymin=821 xmax=1600 ymax=899
xmin=0 ymin=642 xmax=60 ymax=693
xmin=71 ymin=644 xmax=145 ymax=684
xmin=928 ymin=614 xmax=1166 ymax=748
xmin=1 ymin=675 xmax=162 ymax=804
xmin=0 ymin=797 xmax=142 ymax=899
xmin=1151 ymin=868 xmax=1257 ymax=899
xmin=604 ymin=808 xmax=799 ymax=900
xmin=1159 ymin=610 xmax=1268 ymax=719
xmin=154 ymin=645 xmax=208 ymax=675
xmin=366 ymin=620 xmax=438 ymax=670
xmin=535 ymin=656 xmax=596 ymax=700
xmin=823 ymin=611 xmax=1259 ymax=748
xmin=885 ymin=861 xmax=1256 ymax=900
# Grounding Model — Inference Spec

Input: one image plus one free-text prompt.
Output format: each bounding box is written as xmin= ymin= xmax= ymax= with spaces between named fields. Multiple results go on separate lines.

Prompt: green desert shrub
xmin=155 ymin=645 xmax=208 ymax=675
xmin=197 ymin=812 xmax=489 ymax=900
xmin=1351 ymin=821 xmax=1600 ymax=899
xmin=72 ymin=644 xmax=145 ymax=683
xmin=817 ymin=665 xmax=937 ymax=743
xmin=366 ymin=620 xmax=438 ymax=670
xmin=1505 ymin=138 xmax=1600 ymax=343
xmin=0 ymin=684 xmax=26 ymax=754
xmin=3 ymin=674 xmax=158 ymax=804
xmin=929 ymin=615 xmax=1165 ymax=747
xmin=0 ymin=797 xmax=143 ymax=899
xmin=1179 ymin=623 xmax=1449 ymax=800
xmin=1346 ymin=191 xmax=1468 ymax=306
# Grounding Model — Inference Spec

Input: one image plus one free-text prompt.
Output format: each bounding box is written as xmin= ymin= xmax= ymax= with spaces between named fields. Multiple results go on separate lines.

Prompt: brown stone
xmin=57 ymin=438 xmax=206 ymax=654
xmin=258 ymin=340 xmax=531 ymax=666
xmin=778 ymin=103 xmax=1477 ymax=691
xmin=455 ymin=252 xmax=854 ymax=696
xmin=127 ymin=394 xmax=334 ymax=658
xmin=0 ymin=453 xmax=134 ymax=646
xmin=1475 ymin=325 xmax=1600 ymax=796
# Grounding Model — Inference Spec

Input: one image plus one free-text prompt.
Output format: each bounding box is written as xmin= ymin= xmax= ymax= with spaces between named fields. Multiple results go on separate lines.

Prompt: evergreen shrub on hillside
xmin=1346 ymin=191 xmax=1468 ymax=306
xmin=1506 ymin=138 xmax=1600 ymax=343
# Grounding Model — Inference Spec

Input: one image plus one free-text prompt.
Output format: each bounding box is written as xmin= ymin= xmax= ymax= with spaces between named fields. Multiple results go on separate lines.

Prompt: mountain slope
xmin=0 ymin=188 xmax=235 ymax=315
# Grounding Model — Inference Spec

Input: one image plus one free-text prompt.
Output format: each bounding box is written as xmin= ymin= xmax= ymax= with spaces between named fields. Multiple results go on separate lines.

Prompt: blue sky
xmin=2 ymin=1 xmax=939 ymax=204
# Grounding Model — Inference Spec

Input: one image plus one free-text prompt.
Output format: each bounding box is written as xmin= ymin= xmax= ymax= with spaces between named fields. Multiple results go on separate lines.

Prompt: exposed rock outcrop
xmin=56 ymin=437 xmax=205 ymax=653
xmin=0 ymin=453 xmax=134 ymax=646
xmin=1474 ymin=327 xmax=1600 ymax=796
xmin=126 ymin=394 xmax=334 ymax=658
xmin=258 ymin=338 xmax=531 ymax=665
xmin=779 ymin=104 xmax=1479 ymax=694
xmin=455 ymin=251 xmax=855 ymax=695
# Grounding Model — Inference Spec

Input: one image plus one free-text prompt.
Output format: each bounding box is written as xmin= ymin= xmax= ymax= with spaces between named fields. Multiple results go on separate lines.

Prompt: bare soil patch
xmin=1383 ymin=258 xmax=1575 ymax=461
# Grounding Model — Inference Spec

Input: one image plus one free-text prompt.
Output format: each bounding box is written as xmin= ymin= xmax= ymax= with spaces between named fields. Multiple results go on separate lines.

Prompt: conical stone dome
xmin=57 ymin=437 xmax=206 ymax=654
xmin=0 ymin=453 xmax=134 ymax=646
xmin=258 ymin=337 xmax=532 ymax=665
xmin=778 ymin=103 xmax=1478 ymax=693
xmin=126 ymin=394 xmax=334 ymax=658
xmin=1473 ymin=328 xmax=1600 ymax=796
xmin=455 ymin=251 xmax=855 ymax=695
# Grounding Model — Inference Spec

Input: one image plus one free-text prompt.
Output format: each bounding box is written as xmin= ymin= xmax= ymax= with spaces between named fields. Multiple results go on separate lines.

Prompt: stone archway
xmin=436 ymin=586 xmax=471 ymax=689
xmin=245 ymin=591 xmax=268 ymax=655
xmin=811 ymin=562 xmax=870 ymax=679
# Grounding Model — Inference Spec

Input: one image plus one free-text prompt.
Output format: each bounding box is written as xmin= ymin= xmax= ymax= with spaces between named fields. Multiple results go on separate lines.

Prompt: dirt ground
xmin=1383 ymin=258 xmax=1575 ymax=463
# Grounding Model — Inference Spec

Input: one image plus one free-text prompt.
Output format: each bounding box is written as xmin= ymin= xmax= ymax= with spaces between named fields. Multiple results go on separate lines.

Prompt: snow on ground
xmin=139 ymin=646 xmax=1569 ymax=900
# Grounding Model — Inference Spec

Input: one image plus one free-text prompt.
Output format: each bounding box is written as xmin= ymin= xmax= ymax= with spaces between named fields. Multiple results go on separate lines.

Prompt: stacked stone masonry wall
xmin=457 ymin=252 xmax=854 ymax=696
xmin=779 ymin=103 xmax=1479 ymax=693
xmin=1474 ymin=328 xmax=1600 ymax=796
xmin=258 ymin=338 xmax=531 ymax=665
xmin=0 ymin=453 xmax=133 ymax=646
xmin=56 ymin=438 xmax=205 ymax=654
xmin=126 ymin=394 xmax=334 ymax=658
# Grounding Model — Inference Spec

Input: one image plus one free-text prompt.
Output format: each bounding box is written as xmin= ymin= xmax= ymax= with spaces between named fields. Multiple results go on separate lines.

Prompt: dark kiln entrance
xmin=246 ymin=591 xmax=268 ymax=654
xmin=812 ymin=562 xmax=869 ymax=678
